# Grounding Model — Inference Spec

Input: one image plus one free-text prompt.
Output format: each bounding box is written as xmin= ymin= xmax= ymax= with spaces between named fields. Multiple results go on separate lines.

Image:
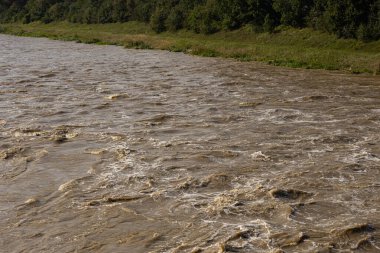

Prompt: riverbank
xmin=1 ymin=21 xmax=379 ymax=74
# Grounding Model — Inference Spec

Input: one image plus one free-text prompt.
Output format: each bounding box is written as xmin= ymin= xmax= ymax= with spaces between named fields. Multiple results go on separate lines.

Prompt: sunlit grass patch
xmin=0 ymin=21 xmax=379 ymax=75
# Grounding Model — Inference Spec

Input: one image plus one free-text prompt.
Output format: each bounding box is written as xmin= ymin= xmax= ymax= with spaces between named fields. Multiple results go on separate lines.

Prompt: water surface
xmin=0 ymin=34 xmax=379 ymax=252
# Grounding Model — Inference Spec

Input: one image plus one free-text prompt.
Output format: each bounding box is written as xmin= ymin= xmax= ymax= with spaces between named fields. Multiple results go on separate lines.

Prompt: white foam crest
xmin=253 ymin=108 xmax=324 ymax=124
xmin=96 ymin=141 xmax=163 ymax=187
xmin=251 ymin=151 xmax=271 ymax=161
xmin=148 ymin=137 xmax=172 ymax=148
xmin=342 ymin=149 xmax=380 ymax=164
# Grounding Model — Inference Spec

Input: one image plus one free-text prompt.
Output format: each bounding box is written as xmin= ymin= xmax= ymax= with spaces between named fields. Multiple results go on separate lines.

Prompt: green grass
xmin=0 ymin=21 xmax=379 ymax=74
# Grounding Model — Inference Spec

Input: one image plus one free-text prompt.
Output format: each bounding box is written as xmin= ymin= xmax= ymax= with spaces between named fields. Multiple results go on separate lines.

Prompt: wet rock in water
xmin=0 ymin=119 xmax=6 ymax=126
xmin=269 ymin=189 xmax=313 ymax=201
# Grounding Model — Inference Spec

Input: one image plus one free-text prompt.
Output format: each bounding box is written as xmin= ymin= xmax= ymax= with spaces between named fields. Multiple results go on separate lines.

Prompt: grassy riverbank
xmin=1 ymin=22 xmax=379 ymax=74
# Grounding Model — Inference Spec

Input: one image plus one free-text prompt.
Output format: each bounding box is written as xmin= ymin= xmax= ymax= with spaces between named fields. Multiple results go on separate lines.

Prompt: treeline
xmin=0 ymin=0 xmax=379 ymax=40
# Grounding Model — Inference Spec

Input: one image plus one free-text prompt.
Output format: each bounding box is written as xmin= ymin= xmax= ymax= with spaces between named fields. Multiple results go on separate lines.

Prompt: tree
xmin=150 ymin=6 xmax=168 ymax=33
xmin=166 ymin=6 xmax=184 ymax=31
xmin=273 ymin=0 xmax=314 ymax=27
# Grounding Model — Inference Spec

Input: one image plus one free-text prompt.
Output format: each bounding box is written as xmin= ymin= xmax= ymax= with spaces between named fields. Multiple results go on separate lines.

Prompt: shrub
xmin=150 ymin=7 xmax=168 ymax=33
xmin=166 ymin=7 xmax=184 ymax=32
xmin=263 ymin=14 xmax=276 ymax=32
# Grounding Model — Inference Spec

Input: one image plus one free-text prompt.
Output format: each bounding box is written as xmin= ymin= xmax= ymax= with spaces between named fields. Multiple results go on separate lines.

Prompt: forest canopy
xmin=0 ymin=0 xmax=379 ymax=40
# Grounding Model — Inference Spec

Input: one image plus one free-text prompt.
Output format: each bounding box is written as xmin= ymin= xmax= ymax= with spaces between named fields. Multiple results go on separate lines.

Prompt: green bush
xmin=166 ymin=7 xmax=184 ymax=32
xmin=150 ymin=7 xmax=168 ymax=33
xmin=186 ymin=3 xmax=221 ymax=34
xmin=263 ymin=14 xmax=276 ymax=32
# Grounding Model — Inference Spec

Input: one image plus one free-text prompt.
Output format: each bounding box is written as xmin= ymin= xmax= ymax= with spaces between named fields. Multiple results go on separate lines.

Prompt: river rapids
xmin=0 ymin=34 xmax=379 ymax=253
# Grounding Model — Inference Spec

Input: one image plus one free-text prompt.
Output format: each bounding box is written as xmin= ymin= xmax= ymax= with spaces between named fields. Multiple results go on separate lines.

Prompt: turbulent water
xmin=0 ymin=34 xmax=379 ymax=253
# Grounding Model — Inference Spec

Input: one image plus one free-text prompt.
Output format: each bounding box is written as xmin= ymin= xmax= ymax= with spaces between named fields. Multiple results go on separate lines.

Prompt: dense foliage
xmin=0 ymin=0 xmax=379 ymax=40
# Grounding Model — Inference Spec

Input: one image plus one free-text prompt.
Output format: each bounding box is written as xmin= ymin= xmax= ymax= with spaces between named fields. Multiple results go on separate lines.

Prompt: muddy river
xmin=0 ymin=34 xmax=379 ymax=253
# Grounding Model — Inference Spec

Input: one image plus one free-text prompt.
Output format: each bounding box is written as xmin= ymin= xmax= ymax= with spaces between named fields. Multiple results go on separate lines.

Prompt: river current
xmin=0 ymin=34 xmax=379 ymax=253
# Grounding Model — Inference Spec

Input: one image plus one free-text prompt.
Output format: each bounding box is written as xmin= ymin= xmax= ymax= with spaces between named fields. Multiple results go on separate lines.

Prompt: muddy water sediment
xmin=0 ymin=34 xmax=379 ymax=253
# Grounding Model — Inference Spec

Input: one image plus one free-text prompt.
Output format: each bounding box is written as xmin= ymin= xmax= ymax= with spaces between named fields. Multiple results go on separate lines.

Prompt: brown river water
xmin=0 ymin=34 xmax=379 ymax=253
